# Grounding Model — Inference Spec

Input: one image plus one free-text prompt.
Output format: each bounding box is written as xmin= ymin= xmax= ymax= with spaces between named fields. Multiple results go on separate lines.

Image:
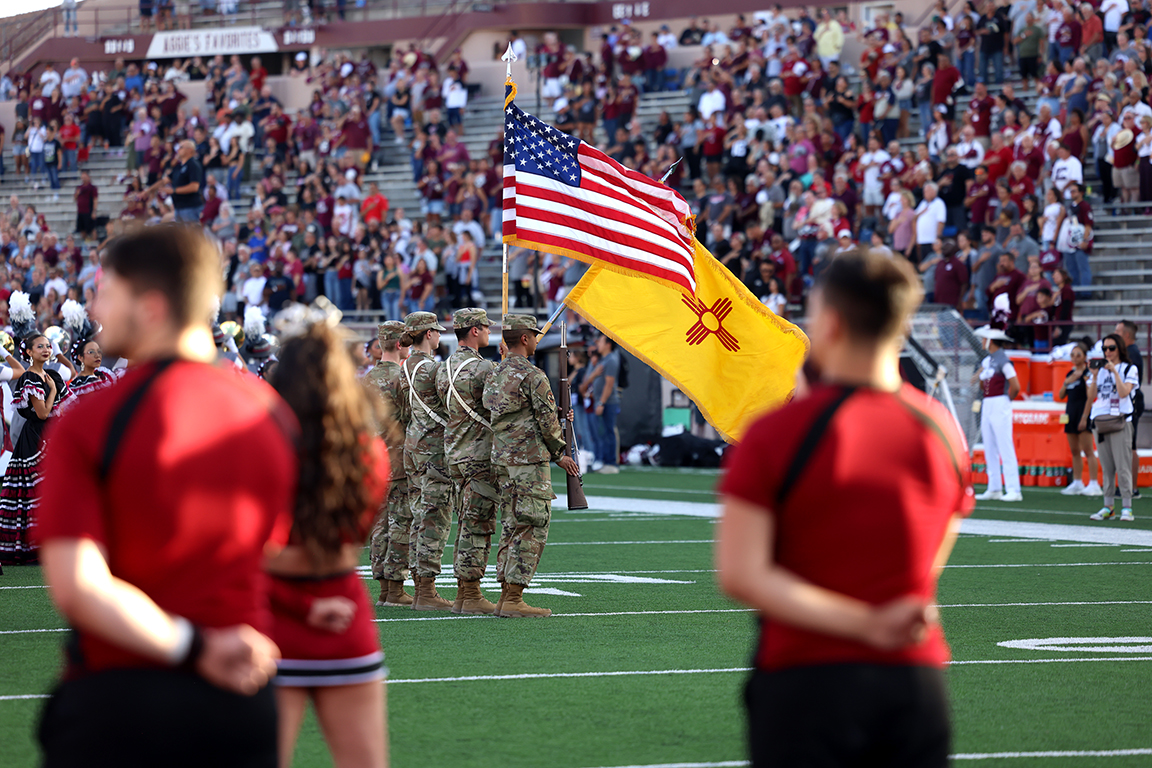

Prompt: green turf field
xmin=3 ymin=467 xmax=1152 ymax=767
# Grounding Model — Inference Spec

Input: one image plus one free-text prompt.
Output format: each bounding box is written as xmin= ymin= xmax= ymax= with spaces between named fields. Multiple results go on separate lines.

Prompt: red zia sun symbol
xmin=680 ymin=294 xmax=740 ymax=352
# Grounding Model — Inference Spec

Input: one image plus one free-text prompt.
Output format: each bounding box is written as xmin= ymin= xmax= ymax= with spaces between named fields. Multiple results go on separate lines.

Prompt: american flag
xmin=501 ymin=86 xmax=698 ymax=294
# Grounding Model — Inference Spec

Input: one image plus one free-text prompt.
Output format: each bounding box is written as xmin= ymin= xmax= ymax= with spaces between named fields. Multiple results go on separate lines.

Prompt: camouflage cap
xmin=453 ymin=308 xmax=492 ymax=330
xmin=403 ymin=311 xmax=446 ymax=333
xmin=502 ymin=313 xmax=539 ymax=331
xmin=378 ymin=320 xmax=406 ymax=343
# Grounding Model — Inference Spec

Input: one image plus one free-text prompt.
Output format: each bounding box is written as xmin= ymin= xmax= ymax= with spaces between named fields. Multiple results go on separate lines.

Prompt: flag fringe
xmin=503 ymin=235 xmax=696 ymax=296
xmin=504 ymin=77 xmax=517 ymax=108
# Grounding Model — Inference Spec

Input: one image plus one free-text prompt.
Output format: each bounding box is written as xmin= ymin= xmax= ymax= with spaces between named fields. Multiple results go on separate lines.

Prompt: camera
xmin=1090 ymin=359 xmax=1106 ymax=370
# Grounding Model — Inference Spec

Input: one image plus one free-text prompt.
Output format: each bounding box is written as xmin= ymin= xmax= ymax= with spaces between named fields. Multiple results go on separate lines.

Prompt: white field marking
xmin=576 ymin=763 xmax=748 ymax=768
xmin=945 ymin=561 xmax=1152 ymax=569
xmin=0 ymin=585 xmax=46 ymax=590
xmin=999 ymin=637 xmax=1152 ymax=653
xmin=939 ymin=600 xmax=1152 ymax=608
xmin=1050 ymin=543 xmax=1119 ymax=548
xmin=8 ymin=600 xmax=1152 ymax=637
xmin=0 ymin=695 xmax=49 ymax=701
xmin=386 ymin=667 xmax=753 ymax=684
xmin=557 ymin=494 xmax=720 ymax=519
xmin=570 ymin=485 xmax=717 ymax=496
xmin=6 ymin=657 xmax=1152 ymax=702
xmin=961 ymin=519 xmax=1152 ymax=547
xmin=952 ymin=749 xmax=1152 ymax=760
xmin=949 ymin=656 xmax=1152 ymax=665
xmin=372 ymin=608 xmax=753 ymax=624
xmin=556 ymin=494 xmax=1152 ymax=548
xmin=575 ymin=756 xmax=1152 ymax=768
xmin=354 ymin=568 xmax=696 ymax=586
xmin=1121 ymin=549 xmax=1152 ymax=552
xmin=977 ymin=505 xmax=1093 ymax=518
xmin=988 ymin=538 xmax=1055 ymax=543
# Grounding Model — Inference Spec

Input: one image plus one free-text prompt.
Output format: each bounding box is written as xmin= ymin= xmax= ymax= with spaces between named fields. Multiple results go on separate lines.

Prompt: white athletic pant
xmin=981 ymin=395 xmax=1020 ymax=493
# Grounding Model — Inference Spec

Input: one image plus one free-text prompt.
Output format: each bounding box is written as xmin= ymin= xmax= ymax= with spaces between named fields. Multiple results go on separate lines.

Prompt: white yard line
xmin=945 ymin=562 xmax=1152 ymax=569
xmin=952 ymin=749 xmax=1152 ymax=760
xmin=574 ymin=752 xmax=1152 ymax=768
xmin=7 ymin=600 xmax=1152 ymax=635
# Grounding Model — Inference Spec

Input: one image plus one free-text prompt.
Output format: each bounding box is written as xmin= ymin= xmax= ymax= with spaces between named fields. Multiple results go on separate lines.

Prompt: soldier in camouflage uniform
xmin=482 ymin=314 xmax=580 ymax=618
xmin=435 ymin=308 xmax=499 ymax=615
xmin=400 ymin=311 xmax=455 ymax=611
xmin=366 ymin=321 xmax=414 ymax=607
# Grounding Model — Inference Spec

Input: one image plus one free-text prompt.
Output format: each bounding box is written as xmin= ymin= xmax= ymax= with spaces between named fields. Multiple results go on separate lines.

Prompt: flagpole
xmin=501 ymin=41 xmax=518 ymax=322
xmin=502 ymin=244 xmax=509 ymax=317
xmin=535 ymin=300 xmax=566 ymax=341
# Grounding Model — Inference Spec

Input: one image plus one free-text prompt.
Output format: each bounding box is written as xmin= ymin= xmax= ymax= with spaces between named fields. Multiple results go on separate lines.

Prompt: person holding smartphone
xmin=1084 ymin=334 xmax=1139 ymax=521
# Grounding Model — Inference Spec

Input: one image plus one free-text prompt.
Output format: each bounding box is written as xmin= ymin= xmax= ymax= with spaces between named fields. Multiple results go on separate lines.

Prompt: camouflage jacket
xmin=482 ymin=354 xmax=565 ymax=466
xmin=402 ymin=351 xmax=447 ymax=457
xmin=435 ymin=346 xmax=495 ymax=465
xmin=366 ymin=359 xmax=409 ymax=480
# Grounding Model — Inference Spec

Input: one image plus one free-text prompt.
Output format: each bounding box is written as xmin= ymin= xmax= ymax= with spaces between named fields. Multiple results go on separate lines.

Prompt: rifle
xmin=559 ymin=320 xmax=589 ymax=510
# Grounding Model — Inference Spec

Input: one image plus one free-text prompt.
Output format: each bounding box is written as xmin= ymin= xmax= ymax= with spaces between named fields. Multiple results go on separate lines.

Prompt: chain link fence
xmin=904 ymin=305 xmax=986 ymax=448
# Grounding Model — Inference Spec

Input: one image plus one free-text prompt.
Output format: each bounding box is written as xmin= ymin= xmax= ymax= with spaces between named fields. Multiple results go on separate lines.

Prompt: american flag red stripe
xmin=501 ymin=92 xmax=697 ymax=294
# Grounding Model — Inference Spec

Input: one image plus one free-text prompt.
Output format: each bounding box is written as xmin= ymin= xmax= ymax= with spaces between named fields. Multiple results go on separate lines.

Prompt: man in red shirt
xmin=36 ymin=226 xmax=295 ymax=767
xmin=717 ymin=249 xmax=971 ymax=768
xmin=360 ymin=181 xmax=389 ymax=226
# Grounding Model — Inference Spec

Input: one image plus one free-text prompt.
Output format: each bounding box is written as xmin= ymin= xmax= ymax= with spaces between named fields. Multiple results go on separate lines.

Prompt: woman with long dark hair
xmin=1059 ymin=340 xmax=1101 ymax=497
xmin=265 ymin=319 xmax=390 ymax=767
xmin=69 ymin=339 xmax=117 ymax=398
xmin=0 ymin=333 xmax=74 ymax=565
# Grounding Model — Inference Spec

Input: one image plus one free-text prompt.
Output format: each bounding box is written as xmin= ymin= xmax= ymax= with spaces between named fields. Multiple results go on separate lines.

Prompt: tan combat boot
xmin=454 ymin=580 xmax=496 ymax=615
xmin=494 ymin=581 xmax=506 ymax=615
xmin=495 ymin=583 xmax=552 ymax=618
xmin=412 ymin=575 xmax=453 ymax=611
xmin=384 ymin=579 xmax=413 ymax=607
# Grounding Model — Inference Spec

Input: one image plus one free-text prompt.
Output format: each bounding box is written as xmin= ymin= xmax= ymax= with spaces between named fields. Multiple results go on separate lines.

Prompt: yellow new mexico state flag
xmin=565 ymin=241 xmax=809 ymax=443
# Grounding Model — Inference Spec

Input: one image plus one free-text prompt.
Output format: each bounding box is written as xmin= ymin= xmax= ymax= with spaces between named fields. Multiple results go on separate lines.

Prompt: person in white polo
xmin=975 ymin=326 xmax=1023 ymax=502
xmin=913 ymin=182 xmax=946 ymax=265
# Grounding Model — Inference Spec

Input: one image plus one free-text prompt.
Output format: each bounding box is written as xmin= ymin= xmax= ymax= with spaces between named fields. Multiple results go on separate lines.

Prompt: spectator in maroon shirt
xmin=643 ymin=33 xmax=668 ymax=92
xmin=159 ymin=81 xmax=187 ymax=134
xmin=934 ymin=241 xmax=970 ymax=310
xmin=74 ymin=169 xmax=99 ymax=239
xmin=988 ymin=251 xmax=1026 ymax=319
xmin=336 ymin=105 xmax=371 ymax=168
xmin=931 ymin=53 xmax=962 ymax=113
xmin=200 ymin=184 xmax=223 ymax=226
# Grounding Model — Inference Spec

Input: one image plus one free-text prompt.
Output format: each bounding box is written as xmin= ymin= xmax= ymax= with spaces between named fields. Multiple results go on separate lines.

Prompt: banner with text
xmin=145 ymin=27 xmax=278 ymax=59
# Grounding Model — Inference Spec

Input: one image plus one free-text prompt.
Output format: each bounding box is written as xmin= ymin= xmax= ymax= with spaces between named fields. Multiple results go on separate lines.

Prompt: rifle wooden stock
xmin=559 ymin=324 xmax=588 ymax=510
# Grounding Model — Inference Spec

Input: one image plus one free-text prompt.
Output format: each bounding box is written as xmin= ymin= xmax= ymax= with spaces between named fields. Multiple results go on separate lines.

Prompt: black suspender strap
xmin=774 ymin=386 xmax=857 ymax=509
xmin=893 ymin=393 xmax=965 ymax=488
xmin=98 ymin=360 xmax=176 ymax=483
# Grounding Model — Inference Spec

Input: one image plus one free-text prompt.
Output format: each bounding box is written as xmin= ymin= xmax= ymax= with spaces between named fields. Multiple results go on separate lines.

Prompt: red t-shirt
xmin=36 ymin=360 xmax=299 ymax=677
xmin=719 ymin=383 xmax=974 ymax=672
xmin=360 ymin=193 xmax=388 ymax=224
xmin=59 ymin=123 xmax=80 ymax=150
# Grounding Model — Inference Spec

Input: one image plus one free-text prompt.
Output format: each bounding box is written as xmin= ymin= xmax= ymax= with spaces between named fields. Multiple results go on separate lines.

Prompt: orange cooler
xmin=1029 ymin=355 xmax=1053 ymax=397
xmin=1052 ymin=360 xmax=1075 ymax=402
xmin=1007 ymin=351 xmax=1032 ymax=399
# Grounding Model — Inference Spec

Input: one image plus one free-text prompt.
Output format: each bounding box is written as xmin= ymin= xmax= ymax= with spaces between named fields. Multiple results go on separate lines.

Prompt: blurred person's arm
xmin=42 ymin=538 xmax=279 ymax=694
xmin=716 ymin=497 xmax=932 ymax=650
